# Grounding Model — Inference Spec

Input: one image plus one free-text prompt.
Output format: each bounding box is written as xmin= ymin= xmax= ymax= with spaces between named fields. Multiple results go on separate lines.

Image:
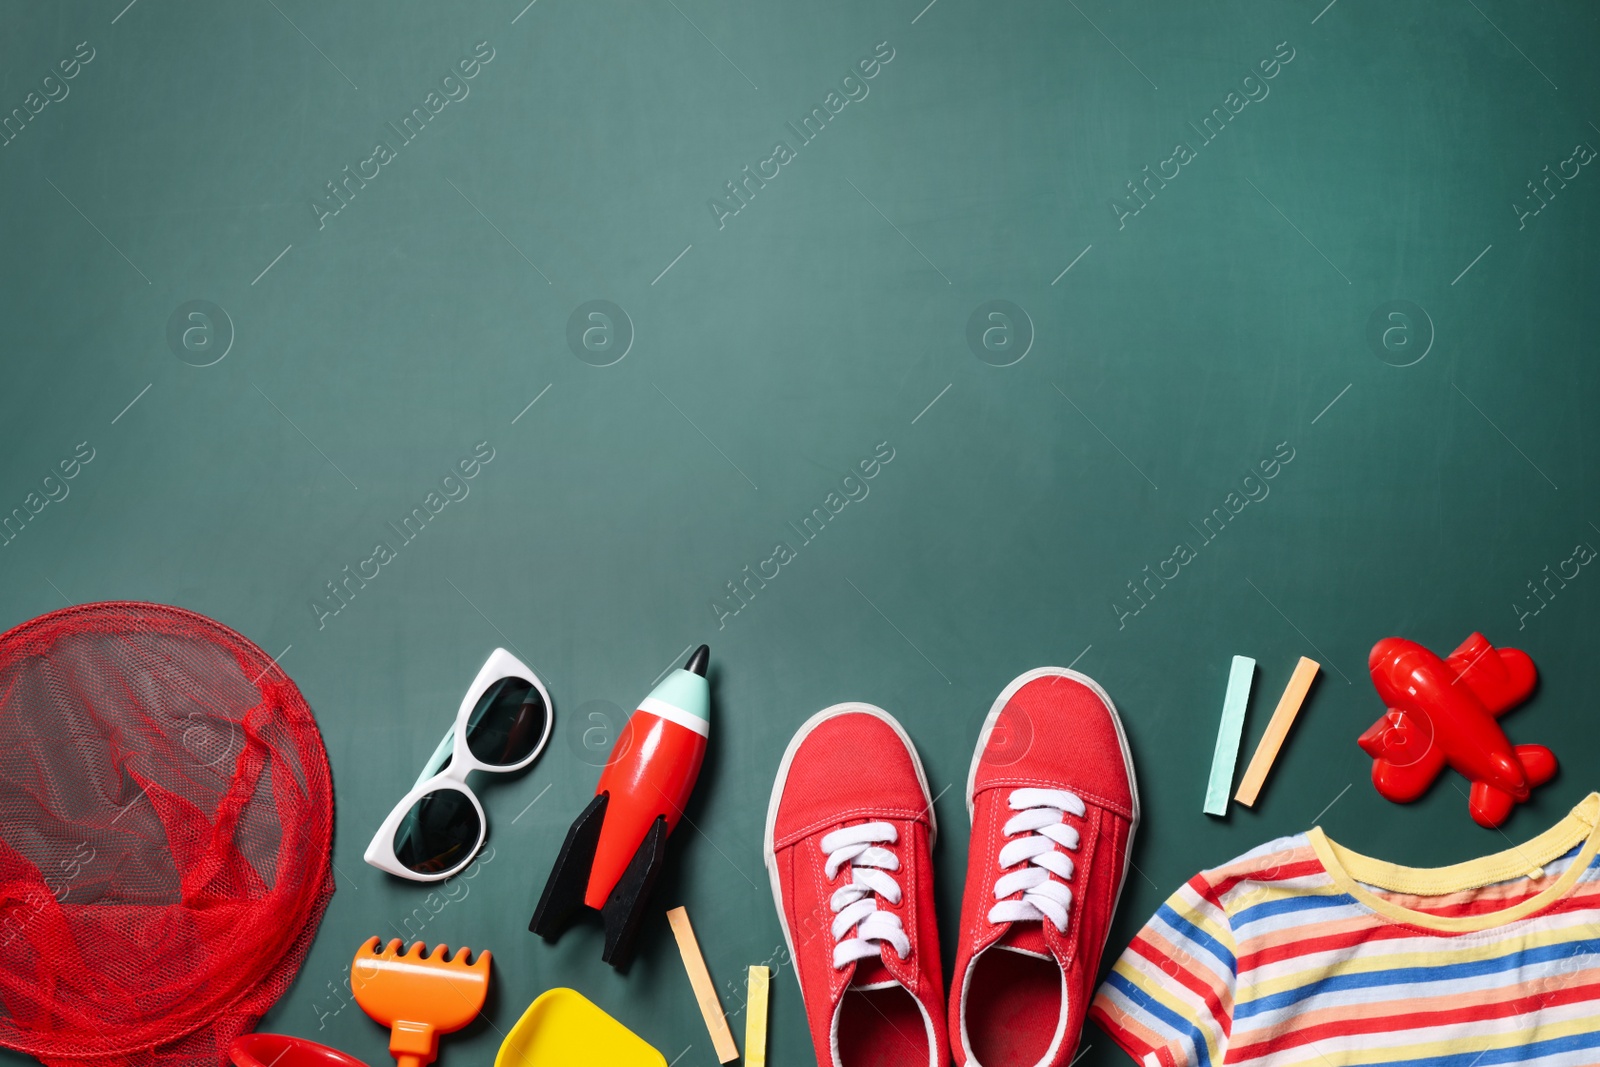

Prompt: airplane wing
xmin=1358 ymin=710 xmax=1447 ymax=803
xmin=1442 ymin=633 xmax=1537 ymax=718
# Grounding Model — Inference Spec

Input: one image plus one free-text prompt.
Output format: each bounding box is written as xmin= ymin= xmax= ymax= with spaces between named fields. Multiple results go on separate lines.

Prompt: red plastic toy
xmin=1358 ymin=633 xmax=1555 ymax=828
xmin=231 ymin=1034 xmax=371 ymax=1067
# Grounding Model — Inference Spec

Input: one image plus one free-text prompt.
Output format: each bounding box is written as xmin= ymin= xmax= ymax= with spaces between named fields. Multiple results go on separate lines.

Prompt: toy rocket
xmin=530 ymin=644 xmax=711 ymax=966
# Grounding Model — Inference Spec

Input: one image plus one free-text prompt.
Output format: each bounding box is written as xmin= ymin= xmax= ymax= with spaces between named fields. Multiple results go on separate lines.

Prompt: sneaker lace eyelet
xmin=820 ymin=822 xmax=912 ymax=969
xmin=986 ymin=788 xmax=1085 ymax=933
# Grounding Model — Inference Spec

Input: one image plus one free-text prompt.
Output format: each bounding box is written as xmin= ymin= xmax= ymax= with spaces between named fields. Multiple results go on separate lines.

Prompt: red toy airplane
xmin=1358 ymin=633 xmax=1555 ymax=828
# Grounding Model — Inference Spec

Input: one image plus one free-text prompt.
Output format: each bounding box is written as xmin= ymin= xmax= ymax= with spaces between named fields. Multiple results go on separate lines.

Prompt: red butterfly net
xmin=0 ymin=602 xmax=335 ymax=1067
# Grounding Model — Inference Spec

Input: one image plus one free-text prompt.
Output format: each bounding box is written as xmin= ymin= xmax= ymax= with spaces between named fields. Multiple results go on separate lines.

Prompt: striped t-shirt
xmin=1090 ymin=793 xmax=1600 ymax=1067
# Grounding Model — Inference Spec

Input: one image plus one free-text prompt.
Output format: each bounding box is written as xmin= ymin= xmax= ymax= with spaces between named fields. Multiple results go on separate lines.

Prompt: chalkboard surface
xmin=2 ymin=2 xmax=1598 ymax=1065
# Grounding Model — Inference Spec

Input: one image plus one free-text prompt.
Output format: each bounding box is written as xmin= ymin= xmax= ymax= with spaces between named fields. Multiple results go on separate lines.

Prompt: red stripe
xmin=1240 ymin=920 xmax=1436 ymax=970
xmin=1208 ymin=856 xmax=1324 ymax=897
xmin=1128 ymin=933 xmax=1233 ymax=1035
xmin=1365 ymin=882 xmax=1586 ymax=921
xmin=1191 ymin=874 xmax=1228 ymax=913
xmin=1230 ymin=977 xmax=1600 ymax=1059
xmin=1238 ymin=891 xmax=1600 ymax=971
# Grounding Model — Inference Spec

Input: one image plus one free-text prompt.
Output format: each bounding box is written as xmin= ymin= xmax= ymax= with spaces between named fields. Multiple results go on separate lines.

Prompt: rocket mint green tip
xmin=649 ymin=668 xmax=710 ymax=722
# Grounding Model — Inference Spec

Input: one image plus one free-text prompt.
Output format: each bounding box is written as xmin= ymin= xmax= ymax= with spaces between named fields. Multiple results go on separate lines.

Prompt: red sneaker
xmin=949 ymin=669 xmax=1139 ymax=1067
xmin=765 ymin=703 xmax=949 ymax=1067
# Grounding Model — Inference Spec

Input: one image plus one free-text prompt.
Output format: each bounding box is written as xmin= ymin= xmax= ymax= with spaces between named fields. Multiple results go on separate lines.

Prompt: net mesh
xmin=0 ymin=602 xmax=335 ymax=1067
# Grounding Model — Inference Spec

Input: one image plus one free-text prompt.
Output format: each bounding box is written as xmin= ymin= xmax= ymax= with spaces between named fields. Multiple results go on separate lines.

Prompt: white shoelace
xmin=988 ymin=788 xmax=1085 ymax=931
xmin=821 ymin=821 xmax=911 ymax=969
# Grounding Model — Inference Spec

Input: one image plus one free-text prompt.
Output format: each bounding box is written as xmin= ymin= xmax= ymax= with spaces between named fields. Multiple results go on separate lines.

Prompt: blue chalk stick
xmin=1204 ymin=656 xmax=1256 ymax=816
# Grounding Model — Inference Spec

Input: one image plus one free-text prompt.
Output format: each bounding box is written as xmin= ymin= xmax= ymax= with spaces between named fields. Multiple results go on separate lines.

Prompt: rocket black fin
xmin=529 ymin=792 xmax=608 ymax=940
xmin=599 ymin=814 xmax=670 ymax=968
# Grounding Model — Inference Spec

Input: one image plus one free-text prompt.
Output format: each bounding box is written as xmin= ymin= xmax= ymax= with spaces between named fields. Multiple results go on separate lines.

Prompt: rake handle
xmin=388 ymin=1020 xmax=438 ymax=1067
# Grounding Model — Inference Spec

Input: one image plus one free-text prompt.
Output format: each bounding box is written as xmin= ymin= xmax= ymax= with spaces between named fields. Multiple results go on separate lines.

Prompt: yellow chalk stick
xmin=1235 ymin=657 xmax=1319 ymax=807
xmin=745 ymin=966 xmax=769 ymax=1067
xmin=666 ymin=906 xmax=739 ymax=1063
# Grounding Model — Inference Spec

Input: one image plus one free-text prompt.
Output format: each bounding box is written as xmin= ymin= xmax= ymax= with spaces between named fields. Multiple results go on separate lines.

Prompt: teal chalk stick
xmin=1204 ymin=656 xmax=1256 ymax=816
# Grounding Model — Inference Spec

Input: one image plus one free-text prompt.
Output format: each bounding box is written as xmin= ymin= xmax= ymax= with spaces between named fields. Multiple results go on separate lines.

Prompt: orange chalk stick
xmin=1235 ymin=657 xmax=1320 ymax=807
xmin=666 ymin=907 xmax=739 ymax=1063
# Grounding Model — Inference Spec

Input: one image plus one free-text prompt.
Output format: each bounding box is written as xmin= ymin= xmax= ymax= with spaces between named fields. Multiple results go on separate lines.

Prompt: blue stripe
xmin=1103 ymin=971 xmax=1214 ymax=1067
xmin=1236 ymin=936 xmax=1600 ymax=1019
xmin=1379 ymin=1026 xmax=1600 ymax=1067
xmin=1155 ymin=902 xmax=1237 ymax=971
xmin=1232 ymin=891 xmax=1360 ymax=931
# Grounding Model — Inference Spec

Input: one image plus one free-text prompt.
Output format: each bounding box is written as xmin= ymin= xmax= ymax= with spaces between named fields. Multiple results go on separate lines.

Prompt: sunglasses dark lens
xmin=393 ymin=789 xmax=482 ymax=875
xmin=464 ymin=677 xmax=548 ymax=767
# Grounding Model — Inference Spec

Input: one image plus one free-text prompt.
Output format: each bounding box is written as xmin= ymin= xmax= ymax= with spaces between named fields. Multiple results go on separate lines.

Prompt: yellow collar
xmin=1307 ymin=793 xmax=1600 ymax=933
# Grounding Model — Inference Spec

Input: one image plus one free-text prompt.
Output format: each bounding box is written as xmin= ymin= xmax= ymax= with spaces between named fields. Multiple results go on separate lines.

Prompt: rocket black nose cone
xmin=685 ymin=644 xmax=710 ymax=677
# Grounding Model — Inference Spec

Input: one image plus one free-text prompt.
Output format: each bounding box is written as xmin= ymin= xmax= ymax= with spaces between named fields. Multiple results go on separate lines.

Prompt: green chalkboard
xmin=2 ymin=1 xmax=1598 ymax=1065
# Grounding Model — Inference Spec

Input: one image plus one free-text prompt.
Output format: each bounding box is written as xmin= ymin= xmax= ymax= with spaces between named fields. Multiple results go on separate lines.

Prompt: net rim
xmin=0 ymin=600 xmax=336 ymax=1062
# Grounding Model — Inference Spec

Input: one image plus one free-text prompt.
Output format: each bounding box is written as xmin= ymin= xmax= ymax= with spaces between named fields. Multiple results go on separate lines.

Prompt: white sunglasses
xmin=364 ymin=648 xmax=553 ymax=881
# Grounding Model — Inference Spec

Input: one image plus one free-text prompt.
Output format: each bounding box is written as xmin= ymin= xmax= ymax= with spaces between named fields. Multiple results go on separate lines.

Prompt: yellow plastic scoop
xmin=494 ymin=989 xmax=666 ymax=1067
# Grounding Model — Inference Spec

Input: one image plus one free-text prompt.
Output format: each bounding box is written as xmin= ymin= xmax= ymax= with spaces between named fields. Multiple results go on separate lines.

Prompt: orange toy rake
xmin=350 ymin=938 xmax=492 ymax=1067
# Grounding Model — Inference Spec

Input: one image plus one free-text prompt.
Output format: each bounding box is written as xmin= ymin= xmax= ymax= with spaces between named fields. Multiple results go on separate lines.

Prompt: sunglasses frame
xmin=364 ymin=647 xmax=553 ymax=882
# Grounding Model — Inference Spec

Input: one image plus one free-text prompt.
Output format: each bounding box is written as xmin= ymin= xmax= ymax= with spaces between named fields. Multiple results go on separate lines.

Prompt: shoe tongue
xmin=848 ymin=954 xmax=895 ymax=989
xmin=994 ymin=920 xmax=1051 ymax=959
